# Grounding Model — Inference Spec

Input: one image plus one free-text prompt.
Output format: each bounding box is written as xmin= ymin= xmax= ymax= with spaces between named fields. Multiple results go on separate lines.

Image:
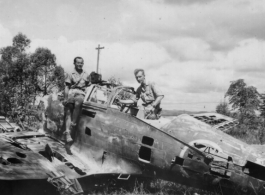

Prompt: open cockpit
xmin=84 ymin=85 xmax=142 ymax=117
xmin=82 ymin=84 xmax=171 ymax=128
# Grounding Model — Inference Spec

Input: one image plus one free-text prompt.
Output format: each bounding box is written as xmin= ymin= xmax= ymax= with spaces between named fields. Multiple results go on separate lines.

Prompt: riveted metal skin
xmin=0 ymin=84 xmax=265 ymax=195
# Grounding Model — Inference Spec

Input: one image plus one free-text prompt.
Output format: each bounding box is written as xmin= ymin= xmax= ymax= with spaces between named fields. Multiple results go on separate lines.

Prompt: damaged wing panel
xmin=190 ymin=113 xmax=239 ymax=132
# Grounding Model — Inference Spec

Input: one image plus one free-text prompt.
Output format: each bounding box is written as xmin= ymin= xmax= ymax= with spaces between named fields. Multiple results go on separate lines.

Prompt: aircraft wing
xmin=0 ymin=131 xmax=142 ymax=181
xmin=190 ymin=113 xmax=239 ymax=132
xmin=157 ymin=114 xmax=265 ymax=167
xmin=0 ymin=116 xmax=20 ymax=133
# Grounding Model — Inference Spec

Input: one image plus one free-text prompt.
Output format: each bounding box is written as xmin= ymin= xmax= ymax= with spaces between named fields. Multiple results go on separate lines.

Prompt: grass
xmin=87 ymin=179 xmax=220 ymax=195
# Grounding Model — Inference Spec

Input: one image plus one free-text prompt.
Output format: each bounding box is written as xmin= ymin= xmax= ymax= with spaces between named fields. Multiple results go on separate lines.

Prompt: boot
xmin=64 ymin=131 xmax=73 ymax=143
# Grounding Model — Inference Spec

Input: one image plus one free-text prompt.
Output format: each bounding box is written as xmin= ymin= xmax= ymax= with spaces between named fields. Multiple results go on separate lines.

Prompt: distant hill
xmin=161 ymin=109 xmax=207 ymax=116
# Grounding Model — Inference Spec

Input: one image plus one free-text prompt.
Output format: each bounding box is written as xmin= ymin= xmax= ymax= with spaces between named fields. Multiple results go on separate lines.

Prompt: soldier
xmin=119 ymin=69 xmax=164 ymax=120
xmin=63 ymin=57 xmax=90 ymax=143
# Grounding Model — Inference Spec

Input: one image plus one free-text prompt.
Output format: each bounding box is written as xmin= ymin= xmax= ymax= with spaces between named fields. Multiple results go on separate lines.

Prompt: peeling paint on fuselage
xmin=3 ymin=85 xmax=265 ymax=194
xmin=77 ymin=98 xmax=265 ymax=194
xmin=161 ymin=114 xmax=265 ymax=166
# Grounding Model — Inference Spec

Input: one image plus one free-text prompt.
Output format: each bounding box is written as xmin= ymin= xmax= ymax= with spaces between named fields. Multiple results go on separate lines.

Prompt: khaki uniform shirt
xmin=131 ymin=81 xmax=163 ymax=119
xmin=135 ymin=81 xmax=163 ymax=105
xmin=65 ymin=69 xmax=90 ymax=97
xmin=65 ymin=69 xmax=90 ymax=90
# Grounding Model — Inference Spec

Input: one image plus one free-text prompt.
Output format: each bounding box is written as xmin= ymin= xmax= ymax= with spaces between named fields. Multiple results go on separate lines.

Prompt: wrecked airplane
xmin=0 ymin=116 xmax=22 ymax=133
xmin=0 ymin=81 xmax=265 ymax=195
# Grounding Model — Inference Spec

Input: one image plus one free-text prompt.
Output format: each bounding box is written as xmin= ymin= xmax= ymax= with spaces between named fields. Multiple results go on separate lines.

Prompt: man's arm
xmin=151 ymin=95 xmax=164 ymax=108
xmin=118 ymin=99 xmax=134 ymax=104
xmin=148 ymin=82 xmax=164 ymax=111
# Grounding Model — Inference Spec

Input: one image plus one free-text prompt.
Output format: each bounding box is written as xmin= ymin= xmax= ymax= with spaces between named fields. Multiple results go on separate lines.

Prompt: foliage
xmin=12 ymin=33 xmax=31 ymax=52
xmin=88 ymin=179 xmax=218 ymax=195
xmin=107 ymin=76 xmax=135 ymax=102
xmin=260 ymin=94 xmax=265 ymax=117
xmin=0 ymin=34 xmax=33 ymax=114
xmin=52 ymin=65 xmax=65 ymax=92
xmin=31 ymin=47 xmax=59 ymax=95
xmin=220 ymin=79 xmax=265 ymax=144
xmin=0 ymin=33 xmax=65 ymax=118
xmin=216 ymin=102 xmax=231 ymax=116
xmin=45 ymin=95 xmax=64 ymax=122
xmin=45 ymin=95 xmax=64 ymax=136
xmin=227 ymin=118 xmax=265 ymax=145
xmin=108 ymin=76 xmax=123 ymax=88
xmin=225 ymin=79 xmax=261 ymax=116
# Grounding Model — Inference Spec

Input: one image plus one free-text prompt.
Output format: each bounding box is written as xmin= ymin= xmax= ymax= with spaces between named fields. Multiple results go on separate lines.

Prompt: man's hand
xmin=145 ymin=105 xmax=155 ymax=112
xmin=62 ymin=100 xmax=68 ymax=106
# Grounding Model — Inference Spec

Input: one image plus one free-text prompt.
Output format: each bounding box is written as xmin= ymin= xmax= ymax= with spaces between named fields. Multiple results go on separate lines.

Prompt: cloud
xmin=28 ymin=35 xmax=265 ymax=112
xmin=0 ymin=24 xmax=12 ymax=48
xmin=226 ymin=39 xmax=265 ymax=73
xmin=115 ymin=0 xmax=265 ymax=51
xmin=30 ymin=37 xmax=170 ymax=88
xmin=101 ymin=42 xmax=170 ymax=81
xmin=2 ymin=0 xmax=265 ymax=111
xmin=137 ymin=36 xmax=265 ymax=111
xmin=12 ymin=19 xmax=26 ymax=28
xmin=56 ymin=4 xmax=79 ymax=26
xmin=30 ymin=36 xmax=96 ymax=73
xmin=163 ymin=37 xmax=213 ymax=61
xmin=163 ymin=0 xmax=217 ymax=5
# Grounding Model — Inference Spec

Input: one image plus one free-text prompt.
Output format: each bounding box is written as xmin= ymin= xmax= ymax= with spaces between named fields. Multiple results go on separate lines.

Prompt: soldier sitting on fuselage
xmin=63 ymin=57 xmax=91 ymax=144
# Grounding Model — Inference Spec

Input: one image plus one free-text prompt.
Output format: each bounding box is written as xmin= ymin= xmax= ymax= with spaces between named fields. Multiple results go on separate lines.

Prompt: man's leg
xmin=72 ymin=96 xmax=84 ymax=125
xmin=64 ymin=104 xmax=73 ymax=142
xmin=64 ymin=103 xmax=74 ymax=154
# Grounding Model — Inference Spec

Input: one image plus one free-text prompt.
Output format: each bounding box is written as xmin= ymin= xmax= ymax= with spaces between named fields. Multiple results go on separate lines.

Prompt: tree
xmin=52 ymin=65 xmax=65 ymax=92
xmin=258 ymin=94 xmax=265 ymax=144
xmin=12 ymin=33 xmax=30 ymax=52
xmin=0 ymin=33 xmax=33 ymax=114
xmin=0 ymin=33 xmax=65 ymax=118
xmin=216 ymin=102 xmax=231 ymax=116
xmin=108 ymin=76 xmax=122 ymax=88
xmin=225 ymin=79 xmax=261 ymax=116
xmin=260 ymin=94 xmax=265 ymax=117
xmin=224 ymin=79 xmax=265 ymax=144
xmin=31 ymin=47 xmax=57 ymax=95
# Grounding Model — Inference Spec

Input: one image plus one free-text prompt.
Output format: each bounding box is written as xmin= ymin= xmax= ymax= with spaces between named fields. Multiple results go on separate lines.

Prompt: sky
xmin=0 ymin=0 xmax=265 ymax=111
